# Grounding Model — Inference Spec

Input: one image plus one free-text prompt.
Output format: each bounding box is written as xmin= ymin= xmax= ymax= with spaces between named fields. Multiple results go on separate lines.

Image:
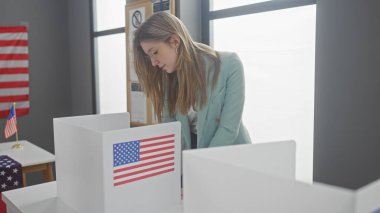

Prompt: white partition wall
xmin=355 ymin=180 xmax=380 ymax=213
xmin=183 ymin=141 xmax=357 ymax=213
xmin=53 ymin=112 xmax=181 ymax=213
xmin=184 ymin=140 xmax=297 ymax=179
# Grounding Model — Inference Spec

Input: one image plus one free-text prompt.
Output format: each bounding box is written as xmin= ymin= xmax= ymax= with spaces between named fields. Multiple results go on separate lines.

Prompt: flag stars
xmin=0 ymin=155 xmax=22 ymax=192
xmin=113 ymin=141 xmax=140 ymax=167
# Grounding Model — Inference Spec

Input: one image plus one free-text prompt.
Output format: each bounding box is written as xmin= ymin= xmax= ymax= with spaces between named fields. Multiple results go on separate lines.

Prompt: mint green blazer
xmin=162 ymin=52 xmax=251 ymax=150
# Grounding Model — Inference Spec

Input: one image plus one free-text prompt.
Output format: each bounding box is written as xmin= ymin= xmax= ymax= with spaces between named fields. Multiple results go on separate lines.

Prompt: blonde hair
xmin=133 ymin=12 xmax=220 ymax=122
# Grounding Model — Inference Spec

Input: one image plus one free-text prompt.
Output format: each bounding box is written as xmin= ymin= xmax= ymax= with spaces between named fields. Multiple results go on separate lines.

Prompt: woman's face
xmin=140 ymin=39 xmax=178 ymax=73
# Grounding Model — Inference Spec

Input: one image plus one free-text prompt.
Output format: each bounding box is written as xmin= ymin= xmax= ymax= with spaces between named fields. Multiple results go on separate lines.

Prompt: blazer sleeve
xmin=208 ymin=53 xmax=245 ymax=147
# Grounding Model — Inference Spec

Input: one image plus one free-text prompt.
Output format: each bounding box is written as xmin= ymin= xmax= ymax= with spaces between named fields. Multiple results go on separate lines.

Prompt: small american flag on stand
xmin=113 ymin=134 xmax=175 ymax=187
xmin=4 ymin=104 xmax=17 ymax=139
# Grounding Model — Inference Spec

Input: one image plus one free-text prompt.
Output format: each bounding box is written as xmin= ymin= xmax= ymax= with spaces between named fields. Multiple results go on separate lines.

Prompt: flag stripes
xmin=0 ymin=81 xmax=29 ymax=89
xmin=4 ymin=105 xmax=17 ymax=139
xmin=115 ymin=168 xmax=174 ymax=186
xmin=114 ymin=157 xmax=174 ymax=173
xmin=0 ymin=54 xmax=28 ymax=60
xmin=0 ymin=74 xmax=29 ymax=82
xmin=140 ymin=140 xmax=174 ymax=148
xmin=0 ymin=26 xmax=29 ymax=117
xmin=0 ymin=26 xmax=27 ymax=33
xmin=0 ymin=88 xmax=29 ymax=96
xmin=4 ymin=116 xmax=17 ymax=138
xmin=0 ymin=40 xmax=28 ymax=47
xmin=0 ymin=47 xmax=28 ymax=54
xmin=113 ymin=134 xmax=175 ymax=186
xmin=0 ymin=108 xmax=28 ymax=118
xmin=139 ymin=151 xmax=174 ymax=161
xmin=0 ymin=60 xmax=28 ymax=67
xmin=0 ymin=68 xmax=28 ymax=74
xmin=0 ymin=33 xmax=27 ymax=40
xmin=0 ymin=94 xmax=29 ymax=103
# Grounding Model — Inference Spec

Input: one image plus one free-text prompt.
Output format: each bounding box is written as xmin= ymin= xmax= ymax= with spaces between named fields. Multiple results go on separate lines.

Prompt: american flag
xmin=113 ymin=134 xmax=175 ymax=187
xmin=4 ymin=105 xmax=17 ymax=139
xmin=0 ymin=26 xmax=29 ymax=118
xmin=0 ymin=155 xmax=23 ymax=192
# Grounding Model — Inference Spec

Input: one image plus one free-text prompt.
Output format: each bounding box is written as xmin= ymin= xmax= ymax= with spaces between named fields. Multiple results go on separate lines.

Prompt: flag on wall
xmin=113 ymin=134 xmax=175 ymax=186
xmin=0 ymin=26 xmax=29 ymax=118
xmin=4 ymin=104 xmax=17 ymax=139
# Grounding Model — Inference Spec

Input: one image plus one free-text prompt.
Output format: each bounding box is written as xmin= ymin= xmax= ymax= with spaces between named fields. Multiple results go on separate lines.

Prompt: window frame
xmin=90 ymin=0 xmax=126 ymax=113
xmin=201 ymin=0 xmax=316 ymax=44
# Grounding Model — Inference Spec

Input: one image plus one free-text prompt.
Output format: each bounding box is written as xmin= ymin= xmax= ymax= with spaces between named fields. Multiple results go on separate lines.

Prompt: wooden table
xmin=0 ymin=140 xmax=55 ymax=186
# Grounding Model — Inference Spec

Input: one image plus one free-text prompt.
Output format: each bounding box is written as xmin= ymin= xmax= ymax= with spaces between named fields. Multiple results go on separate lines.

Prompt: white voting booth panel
xmin=53 ymin=112 xmax=181 ymax=213
xmin=356 ymin=179 xmax=380 ymax=213
xmin=183 ymin=140 xmax=380 ymax=213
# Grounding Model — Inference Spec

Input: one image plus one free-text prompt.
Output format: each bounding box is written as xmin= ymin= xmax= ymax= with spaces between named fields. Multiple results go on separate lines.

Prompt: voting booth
xmin=3 ymin=128 xmax=380 ymax=212
xmin=53 ymin=112 xmax=181 ymax=213
xmin=182 ymin=141 xmax=380 ymax=213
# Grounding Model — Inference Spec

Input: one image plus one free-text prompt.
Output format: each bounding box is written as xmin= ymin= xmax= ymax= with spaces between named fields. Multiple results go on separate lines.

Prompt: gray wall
xmin=0 ymin=0 xmax=72 ymax=154
xmin=0 ymin=0 xmax=93 ymax=185
xmin=67 ymin=0 xmax=94 ymax=116
xmin=314 ymin=0 xmax=380 ymax=189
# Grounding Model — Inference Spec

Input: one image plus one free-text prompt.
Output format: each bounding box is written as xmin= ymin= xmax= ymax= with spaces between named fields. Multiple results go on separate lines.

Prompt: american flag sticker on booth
xmin=113 ymin=134 xmax=175 ymax=187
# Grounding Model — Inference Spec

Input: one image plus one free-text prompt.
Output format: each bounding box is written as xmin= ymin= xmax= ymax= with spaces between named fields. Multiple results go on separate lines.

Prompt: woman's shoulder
xmin=217 ymin=51 xmax=240 ymax=62
xmin=217 ymin=51 xmax=243 ymax=74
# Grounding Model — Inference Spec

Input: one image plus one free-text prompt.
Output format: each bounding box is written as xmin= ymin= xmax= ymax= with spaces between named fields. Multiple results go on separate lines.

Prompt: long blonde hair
xmin=133 ymin=12 xmax=220 ymax=122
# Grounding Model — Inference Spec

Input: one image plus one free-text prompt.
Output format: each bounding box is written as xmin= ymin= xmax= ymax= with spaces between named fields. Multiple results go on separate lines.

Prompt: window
xmin=205 ymin=0 xmax=316 ymax=182
xmin=92 ymin=0 xmax=127 ymax=114
xmin=211 ymin=0 xmax=270 ymax=11
xmin=93 ymin=0 xmax=125 ymax=31
xmin=95 ymin=34 xmax=126 ymax=114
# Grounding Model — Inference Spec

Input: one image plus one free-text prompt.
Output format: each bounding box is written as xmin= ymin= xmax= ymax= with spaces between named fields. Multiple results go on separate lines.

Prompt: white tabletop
xmin=2 ymin=181 xmax=184 ymax=213
xmin=0 ymin=140 xmax=55 ymax=166
xmin=2 ymin=182 xmax=78 ymax=213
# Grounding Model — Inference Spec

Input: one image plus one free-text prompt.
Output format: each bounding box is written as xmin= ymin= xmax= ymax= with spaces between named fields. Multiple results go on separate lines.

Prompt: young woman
xmin=133 ymin=12 xmax=251 ymax=150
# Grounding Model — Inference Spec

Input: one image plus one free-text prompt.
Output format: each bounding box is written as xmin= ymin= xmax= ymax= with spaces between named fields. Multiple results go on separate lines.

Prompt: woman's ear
xmin=170 ymin=34 xmax=180 ymax=47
